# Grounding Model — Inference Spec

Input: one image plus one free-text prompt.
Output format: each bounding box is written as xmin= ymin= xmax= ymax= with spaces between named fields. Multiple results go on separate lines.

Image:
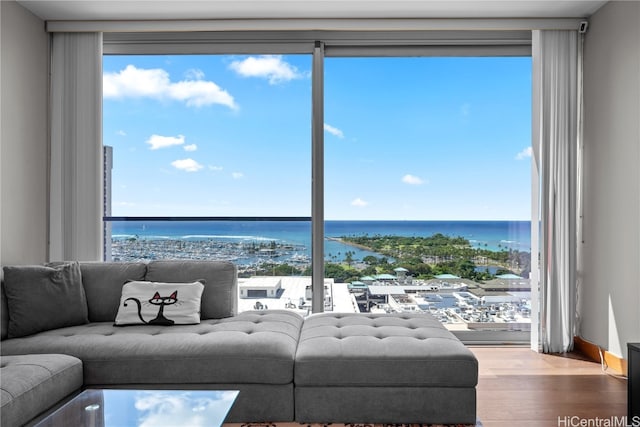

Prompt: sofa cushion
xmin=115 ymin=280 xmax=204 ymax=326
xmin=1 ymin=354 xmax=83 ymax=427
xmin=145 ymin=260 xmax=237 ymax=319
xmin=295 ymin=312 xmax=478 ymax=388
xmin=0 ymin=310 xmax=303 ymax=386
xmin=3 ymin=263 xmax=88 ymax=338
xmin=79 ymin=262 xmax=147 ymax=322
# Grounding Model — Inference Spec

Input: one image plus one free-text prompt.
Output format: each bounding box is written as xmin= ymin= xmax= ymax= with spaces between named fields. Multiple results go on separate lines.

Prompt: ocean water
xmin=111 ymin=220 xmax=531 ymax=263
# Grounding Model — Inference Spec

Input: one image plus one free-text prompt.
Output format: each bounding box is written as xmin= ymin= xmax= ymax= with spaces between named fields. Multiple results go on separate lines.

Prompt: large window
xmin=103 ymin=53 xmax=315 ymax=313
xmin=103 ymin=36 xmax=532 ymax=340
xmin=323 ymin=57 xmax=531 ymax=337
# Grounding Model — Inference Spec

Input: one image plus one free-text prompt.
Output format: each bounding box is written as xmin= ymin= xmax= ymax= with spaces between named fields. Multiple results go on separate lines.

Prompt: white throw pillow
xmin=114 ymin=280 xmax=205 ymax=326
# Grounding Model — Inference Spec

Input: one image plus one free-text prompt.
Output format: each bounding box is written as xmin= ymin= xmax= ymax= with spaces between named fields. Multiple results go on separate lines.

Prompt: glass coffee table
xmin=31 ymin=389 xmax=239 ymax=427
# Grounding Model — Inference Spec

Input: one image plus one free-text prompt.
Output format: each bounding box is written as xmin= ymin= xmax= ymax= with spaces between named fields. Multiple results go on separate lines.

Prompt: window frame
xmin=101 ymin=29 xmax=535 ymax=344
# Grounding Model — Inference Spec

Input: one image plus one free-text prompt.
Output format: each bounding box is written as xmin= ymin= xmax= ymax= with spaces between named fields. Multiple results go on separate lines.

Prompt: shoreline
xmin=325 ymin=236 xmax=377 ymax=252
xmin=111 ymin=220 xmax=532 ymax=251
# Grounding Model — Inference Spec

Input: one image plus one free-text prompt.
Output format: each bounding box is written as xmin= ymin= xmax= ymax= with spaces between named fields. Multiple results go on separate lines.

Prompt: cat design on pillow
xmin=124 ymin=290 xmax=178 ymax=325
xmin=114 ymin=280 xmax=204 ymax=326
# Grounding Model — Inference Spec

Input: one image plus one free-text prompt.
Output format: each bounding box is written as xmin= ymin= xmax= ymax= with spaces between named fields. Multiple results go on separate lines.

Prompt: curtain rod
xmin=46 ymin=18 xmax=586 ymax=33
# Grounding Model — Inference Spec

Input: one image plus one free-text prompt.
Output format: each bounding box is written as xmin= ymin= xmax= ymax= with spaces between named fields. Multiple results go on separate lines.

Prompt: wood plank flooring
xmin=225 ymin=347 xmax=628 ymax=427
xmin=472 ymin=346 xmax=628 ymax=427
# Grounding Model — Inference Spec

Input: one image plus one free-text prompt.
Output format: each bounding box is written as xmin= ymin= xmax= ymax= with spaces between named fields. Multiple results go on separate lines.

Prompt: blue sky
xmin=103 ymin=54 xmax=531 ymax=220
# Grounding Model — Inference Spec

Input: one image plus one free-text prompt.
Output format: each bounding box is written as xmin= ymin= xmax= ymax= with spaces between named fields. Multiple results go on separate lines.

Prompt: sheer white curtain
xmin=49 ymin=32 xmax=103 ymax=261
xmin=532 ymin=30 xmax=580 ymax=353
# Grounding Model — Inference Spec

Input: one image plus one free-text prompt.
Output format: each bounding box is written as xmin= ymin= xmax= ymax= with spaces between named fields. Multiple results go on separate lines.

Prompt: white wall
xmin=580 ymin=0 xmax=640 ymax=358
xmin=0 ymin=1 xmax=49 ymax=265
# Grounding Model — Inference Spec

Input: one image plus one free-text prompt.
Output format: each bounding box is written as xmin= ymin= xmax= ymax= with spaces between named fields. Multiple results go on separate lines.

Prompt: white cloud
xmin=134 ymin=391 xmax=235 ymax=427
xmin=209 ymin=165 xmax=224 ymax=171
xmin=117 ymin=130 xmax=127 ymax=136
xmin=184 ymin=68 xmax=205 ymax=80
xmin=168 ymin=80 xmax=237 ymax=108
xmin=232 ymin=172 xmax=244 ymax=179
xmin=402 ymin=174 xmax=425 ymax=185
xmin=516 ymin=146 xmax=533 ymax=160
xmin=146 ymin=134 xmax=185 ymax=150
xmin=183 ymin=144 xmax=198 ymax=152
xmin=324 ymin=123 xmax=344 ymax=139
xmin=229 ymin=55 xmax=303 ymax=84
xmin=104 ymin=65 xmax=237 ymax=109
xmin=171 ymin=158 xmax=203 ymax=172
xmin=351 ymin=198 xmax=369 ymax=207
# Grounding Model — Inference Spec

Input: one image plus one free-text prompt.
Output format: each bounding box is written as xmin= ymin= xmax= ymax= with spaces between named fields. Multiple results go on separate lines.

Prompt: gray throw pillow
xmin=3 ymin=262 xmax=89 ymax=338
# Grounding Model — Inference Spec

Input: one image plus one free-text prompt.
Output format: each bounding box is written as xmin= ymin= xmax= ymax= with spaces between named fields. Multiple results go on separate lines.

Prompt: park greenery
xmin=243 ymin=233 xmax=530 ymax=284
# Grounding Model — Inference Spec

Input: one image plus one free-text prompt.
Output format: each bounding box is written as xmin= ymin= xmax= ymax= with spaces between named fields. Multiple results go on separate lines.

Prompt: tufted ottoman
xmin=294 ymin=312 xmax=478 ymax=424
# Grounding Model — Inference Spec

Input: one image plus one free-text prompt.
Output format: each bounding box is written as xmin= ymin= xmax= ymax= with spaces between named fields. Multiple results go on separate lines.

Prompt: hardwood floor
xmin=472 ymin=346 xmax=628 ymax=427
xmin=225 ymin=347 xmax=627 ymax=427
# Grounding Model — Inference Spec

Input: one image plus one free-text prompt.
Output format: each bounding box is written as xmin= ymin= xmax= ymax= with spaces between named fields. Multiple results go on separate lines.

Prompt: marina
xmin=111 ymin=236 xmax=531 ymax=331
xmin=109 ymin=220 xmax=532 ymax=331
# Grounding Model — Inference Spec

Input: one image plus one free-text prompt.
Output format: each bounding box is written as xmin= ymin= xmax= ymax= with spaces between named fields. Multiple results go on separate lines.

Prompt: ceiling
xmin=17 ymin=0 xmax=609 ymax=21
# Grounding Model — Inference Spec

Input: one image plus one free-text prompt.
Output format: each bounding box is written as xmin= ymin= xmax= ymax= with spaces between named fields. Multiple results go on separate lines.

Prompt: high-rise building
xmin=103 ymin=146 xmax=113 ymax=261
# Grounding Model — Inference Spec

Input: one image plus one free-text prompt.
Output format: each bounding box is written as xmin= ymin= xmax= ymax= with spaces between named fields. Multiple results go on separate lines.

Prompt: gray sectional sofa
xmin=1 ymin=260 xmax=478 ymax=426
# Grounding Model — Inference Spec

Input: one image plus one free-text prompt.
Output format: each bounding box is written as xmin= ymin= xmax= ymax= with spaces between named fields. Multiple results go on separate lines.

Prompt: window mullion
xmin=311 ymin=41 xmax=325 ymax=313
